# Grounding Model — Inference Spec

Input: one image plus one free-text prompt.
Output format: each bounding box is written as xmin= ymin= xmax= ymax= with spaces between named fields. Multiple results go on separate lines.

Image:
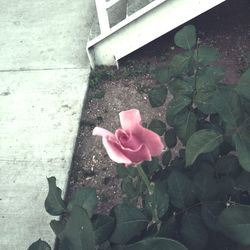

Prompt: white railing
xmin=95 ymin=0 xmax=125 ymax=34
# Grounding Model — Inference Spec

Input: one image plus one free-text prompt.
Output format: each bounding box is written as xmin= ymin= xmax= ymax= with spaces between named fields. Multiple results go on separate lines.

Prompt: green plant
xmin=28 ymin=25 xmax=250 ymax=250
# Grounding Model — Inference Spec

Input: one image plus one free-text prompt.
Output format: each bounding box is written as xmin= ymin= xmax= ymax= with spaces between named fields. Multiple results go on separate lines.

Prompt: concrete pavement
xmin=0 ymin=1 xmax=95 ymax=249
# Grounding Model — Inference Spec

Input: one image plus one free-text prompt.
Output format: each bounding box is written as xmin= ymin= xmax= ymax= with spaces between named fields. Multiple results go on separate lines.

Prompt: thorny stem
xmin=137 ymin=165 xmax=161 ymax=230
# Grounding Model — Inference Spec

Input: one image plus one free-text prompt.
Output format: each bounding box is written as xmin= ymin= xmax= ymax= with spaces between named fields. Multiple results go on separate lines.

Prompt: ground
xmin=66 ymin=0 xmax=250 ymax=213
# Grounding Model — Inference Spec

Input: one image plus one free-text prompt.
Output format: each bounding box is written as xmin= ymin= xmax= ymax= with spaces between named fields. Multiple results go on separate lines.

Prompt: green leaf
xmin=157 ymin=216 xmax=176 ymax=238
xmin=174 ymin=25 xmax=196 ymax=50
xmin=148 ymin=86 xmax=168 ymax=107
xmin=116 ymin=164 xmax=137 ymax=178
xmin=168 ymin=78 xmax=194 ymax=97
xmin=175 ymin=109 xmax=197 ymax=144
xmin=236 ymin=68 xmax=250 ymax=101
xmin=44 ymin=177 xmax=66 ymax=216
xmin=193 ymin=170 xmax=217 ymax=200
xmin=142 ymin=157 xmax=160 ymax=176
xmin=162 ymin=150 xmax=172 ymax=167
xmin=214 ymin=87 xmax=243 ymax=128
xmin=201 ymin=202 xmax=225 ymax=231
xmin=218 ymin=205 xmax=250 ymax=245
xmin=50 ymin=220 xmax=65 ymax=239
xmin=145 ymin=182 xmax=169 ymax=218
xmin=236 ymin=171 xmax=250 ymax=193
xmin=165 ymin=129 xmax=177 ymax=148
xmin=121 ymin=177 xmax=139 ymax=198
xmin=167 ymin=171 xmax=196 ymax=209
xmin=196 ymin=46 xmax=219 ymax=65
xmin=110 ymin=204 xmax=148 ymax=244
xmin=169 ymin=52 xmax=193 ymax=76
xmin=185 ymin=129 xmax=223 ymax=166
xmin=115 ymin=237 xmax=188 ymax=250
xmin=68 ymin=187 xmax=97 ymax=218
xmin=92 ymin=214 xmax=115 ymax=245
xmin=154 ymin=65 xmax=173 ymax=83
xmin=166 ymin=96 xmax=192 ymax=126
xmin=233 ymin=118 xmax=250 ymax=171
xmin=58 ymin=206 xmax=95 ymax=250
xmin=215 ymin=155 xmax=240 ymax=177
xmin=181 ymin=212 xmax=208 ymax=250
xmin=148 ymin=119 xmax=166 ymax=136
xmin=28 ymin=239 xmax=51 ymax=250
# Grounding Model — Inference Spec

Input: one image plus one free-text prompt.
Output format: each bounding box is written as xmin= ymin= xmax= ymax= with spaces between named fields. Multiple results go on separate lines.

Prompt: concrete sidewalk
xmin=0 ymin=1 xmax=95 ymax=249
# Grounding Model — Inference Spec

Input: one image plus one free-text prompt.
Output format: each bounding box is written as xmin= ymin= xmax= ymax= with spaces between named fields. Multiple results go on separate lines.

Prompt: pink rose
xmin=93 ymin=109 xmax=164 ymax=167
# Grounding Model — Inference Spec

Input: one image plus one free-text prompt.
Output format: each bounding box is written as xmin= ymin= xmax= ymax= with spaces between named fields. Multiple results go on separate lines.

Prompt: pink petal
xmin=119 ymin=109 xmax=141 ymax=132
xmin=122 ymin=144 xmax=152 ymax=165
xmin=93 ymin=127 xmax=132 ymax=164
xmin=92 ymin=127 xmax=115 ymax=138
xmin=133 ymin=126 xmax=164 ymax=156
xmin=115 ymin=128 xmax=141 ymax=151
xmin=103 ymin=137 xmax=132 ymax=164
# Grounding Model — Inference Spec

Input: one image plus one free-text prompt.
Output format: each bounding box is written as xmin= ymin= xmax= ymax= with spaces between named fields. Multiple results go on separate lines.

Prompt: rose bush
xmin=93 ymin=109 xmax=164 ymax=166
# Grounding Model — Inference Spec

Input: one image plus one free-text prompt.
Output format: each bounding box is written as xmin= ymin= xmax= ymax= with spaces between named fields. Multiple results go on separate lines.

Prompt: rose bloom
xmin=93 ymin=109 xmax=164 ymax=167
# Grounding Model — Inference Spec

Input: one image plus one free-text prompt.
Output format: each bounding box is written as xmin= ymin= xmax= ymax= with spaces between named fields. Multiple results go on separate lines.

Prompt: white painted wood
xmin=95 ymin=0 xmax=111 ymax=34
xmin=87 ymin=0 xmax=225 ymax=67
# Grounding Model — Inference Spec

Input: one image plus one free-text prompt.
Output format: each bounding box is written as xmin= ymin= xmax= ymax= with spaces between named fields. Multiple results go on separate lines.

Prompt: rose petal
xmin=133 ymin=126 xmax=164 ymax=156
xmin=115 ymin=128 xmax=141 ymax=150
xmin=92 ymin=127 xmax=115 ymax=138
xmin=119 ymin=109 xmax=141 ymax=132
xmin=103 ymin=137 xmax=132 ymax=164
xmin=122 ymin=144 xmax=152 ymax=165
xmin=93 ymin=127 xmax=132 ymax=165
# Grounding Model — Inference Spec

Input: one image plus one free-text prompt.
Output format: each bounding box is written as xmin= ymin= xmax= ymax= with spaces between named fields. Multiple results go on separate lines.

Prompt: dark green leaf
xmin=233 ymin=118 xmax=250 ymax=171
xmin=115 ymin=237 xmax=188 ymax=250
xmin=174 ymin=25 xmax=196 ymax=50
xmin=235 ymin=171 xmax=250 ymax=193
xmin=44 ymin=177 xmax=66 ymax=216
xmin=174 ymin=109 xmax=197 ymax=144
xmin=185 ymin=129 xmax=223 ymax=166
xmin=145 ymin=182 xmax=169 ymax=218
xmin=110 ymin=204 xmax=148 ymax=244
xmin=218 ymin=205 xmax=250 ymax=245
xmin=193 ymin=170 xmax=217 ymax=200
xmin=162 ymin=150 xmax=172 ymax=167
xmin=28 ymin=239 xmax=51 ymax=250
xmin=181 ymin=212 xmax=208 ymax=250
xmin=157 ymin=216 xmax=176 ymax=238
xmin=148 ymin=119 xmax=166 ymax=136
xmin=196 ymin=46 xmax=219 ymax=65
xmin=165 ymin=129 xmax=177 ymax=148
xmin=201 ymin=202 xmax=225 ymax=231
xmin=168 ymin=78 xmax=194 ymax=97
xmin=215 ymin=155 xmax=240 ymax=177
xmin=92 ymin=214 xmax=115 ymax=245
xmin=236 ymin=68 xmax=250 ymax=101
xmin=116 ymin=164 xmax=137 ymax=178
xmin=68 ymin=187 xmax=97 ymax=218
xmin=154 ymin=65 xmax=173 ymax=83
xmin=168 ymin=171 xmax=196 ymax=208
xmin=148 ymin=86 xmax=168 ymax=107
xmin=142 ymin=157 xmax=160 ymax=176
xmin=169 ymin=52 xmax=193 ymax=76
xmin=121 ymin=177 xmax=139 ymax=198
xmin=166 ymin=96 xmax=192 ymax=126
xmin=58 ymin=206 xmax=95 ymax=250
xmin=217 ymin=176 xmax=235 ymax=201
xmin=50 ymin=220 xmax=65 ymax=239
xmin=214 ymin=87 xmax=243 ymax=128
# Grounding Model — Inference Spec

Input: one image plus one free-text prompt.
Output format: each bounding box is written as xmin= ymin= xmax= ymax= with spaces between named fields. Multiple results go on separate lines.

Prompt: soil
xmin=66 ymin=0 xmax=250 ymax=213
